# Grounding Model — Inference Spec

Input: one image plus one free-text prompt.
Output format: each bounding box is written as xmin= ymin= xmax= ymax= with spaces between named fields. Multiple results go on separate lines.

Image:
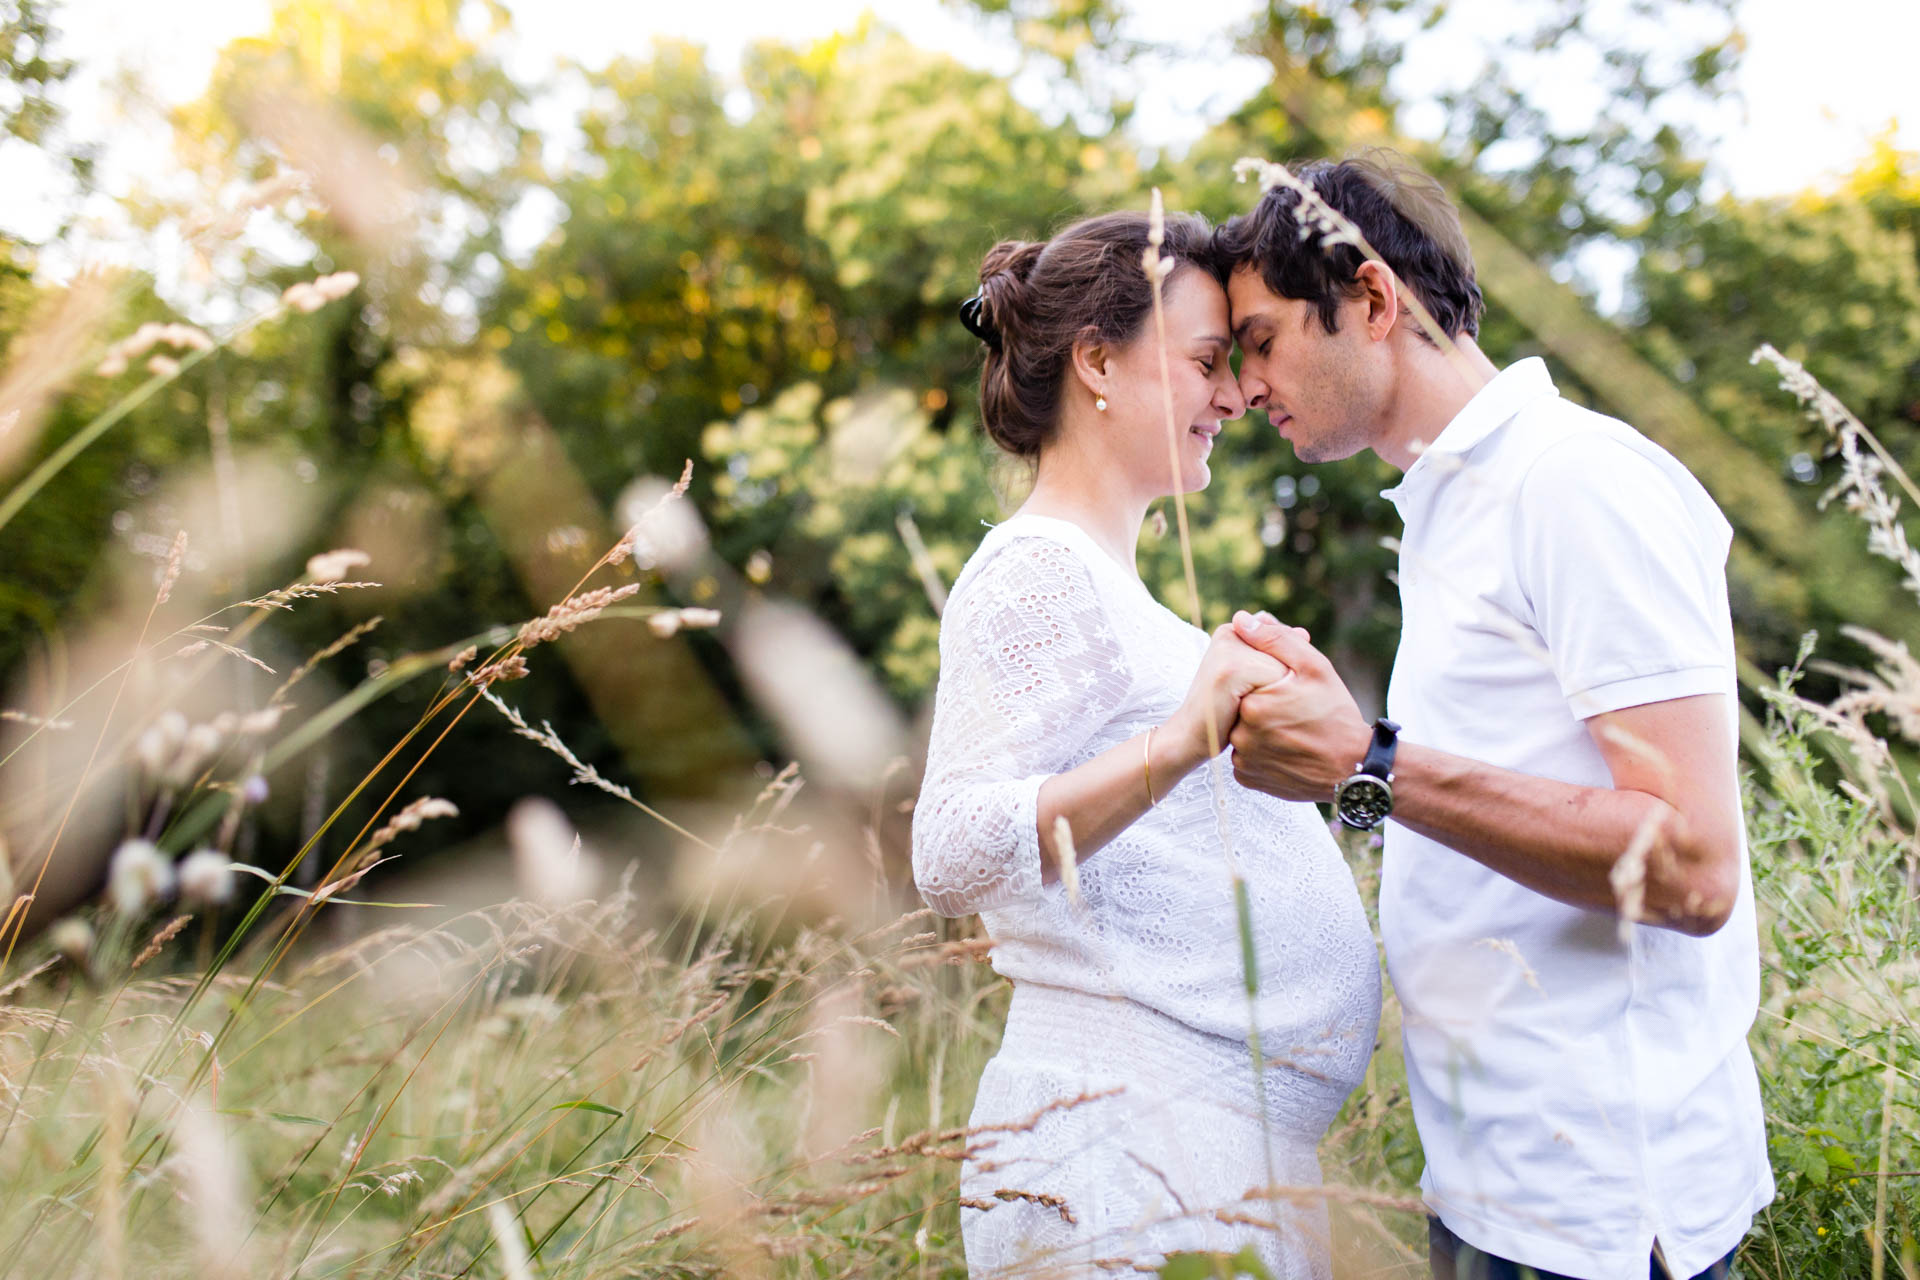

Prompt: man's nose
xmin=1215 ymin=373 xmax=1248 ymax=420
xmin=1238 ymin=368 xmax=1268 ymax=410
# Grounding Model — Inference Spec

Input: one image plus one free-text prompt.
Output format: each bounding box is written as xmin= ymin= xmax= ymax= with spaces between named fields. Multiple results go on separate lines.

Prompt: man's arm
xmin=1225 ymin=614 xmax=1743 ymax=937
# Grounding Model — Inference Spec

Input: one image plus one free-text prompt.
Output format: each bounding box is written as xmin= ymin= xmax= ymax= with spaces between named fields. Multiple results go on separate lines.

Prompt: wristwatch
xmin=1333 ymin=718 xmax=1400 ymax=831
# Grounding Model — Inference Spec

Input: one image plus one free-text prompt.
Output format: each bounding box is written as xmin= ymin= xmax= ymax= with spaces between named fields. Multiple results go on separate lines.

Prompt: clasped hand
xmin=1166 ymin=611 xmax=1373 ymax=804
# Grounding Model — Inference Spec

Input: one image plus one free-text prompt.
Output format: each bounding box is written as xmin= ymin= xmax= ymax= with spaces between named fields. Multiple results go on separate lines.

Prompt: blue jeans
xmin=1428 ymin=1216 xmax=1739 ymax=1280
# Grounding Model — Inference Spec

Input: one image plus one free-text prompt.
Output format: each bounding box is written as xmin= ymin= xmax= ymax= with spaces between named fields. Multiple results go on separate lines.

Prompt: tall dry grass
xmin=0 ymin=137 xmax=1911 ymax=1280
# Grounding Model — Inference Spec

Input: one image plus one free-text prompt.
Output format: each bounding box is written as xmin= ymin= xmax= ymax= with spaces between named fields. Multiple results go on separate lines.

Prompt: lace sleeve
xmin=911 ymin=535 xmax=1134 ymax=918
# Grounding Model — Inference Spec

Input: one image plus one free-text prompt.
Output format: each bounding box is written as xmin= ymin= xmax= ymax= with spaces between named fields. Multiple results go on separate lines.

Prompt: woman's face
xmin=1095 ymin=267 xmax=1247 ymax=497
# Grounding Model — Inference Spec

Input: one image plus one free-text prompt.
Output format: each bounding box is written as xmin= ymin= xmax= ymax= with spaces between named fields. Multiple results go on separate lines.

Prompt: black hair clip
xmin=959 ymin=291 xmax=1001 ymax=352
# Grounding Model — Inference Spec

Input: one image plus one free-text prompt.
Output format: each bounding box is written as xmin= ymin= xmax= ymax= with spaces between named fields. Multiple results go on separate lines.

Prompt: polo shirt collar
xmin=1381 ymin=357 xmax=1559 ymax=504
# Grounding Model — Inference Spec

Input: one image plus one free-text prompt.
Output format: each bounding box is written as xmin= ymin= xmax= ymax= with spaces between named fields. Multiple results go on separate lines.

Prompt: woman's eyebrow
xmin=1196 ymin=333 xmax=1232 ymax=351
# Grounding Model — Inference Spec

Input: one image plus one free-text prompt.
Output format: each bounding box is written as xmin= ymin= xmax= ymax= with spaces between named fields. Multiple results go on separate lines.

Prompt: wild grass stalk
xmin=2 ymin=127 xmax=1914 ymax=1280
xmin=1744 ymin=344 xmax=1920 ymax=1280
xmin=1141 ymin=184 xmax=1286 ymax=1217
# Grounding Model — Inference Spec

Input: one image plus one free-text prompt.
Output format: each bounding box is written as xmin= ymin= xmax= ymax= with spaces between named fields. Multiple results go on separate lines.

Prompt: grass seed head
xmin=517 ymin=583 xmax=640 ymax=647
xmin=363 ymin=796 xmax=459 ymax=858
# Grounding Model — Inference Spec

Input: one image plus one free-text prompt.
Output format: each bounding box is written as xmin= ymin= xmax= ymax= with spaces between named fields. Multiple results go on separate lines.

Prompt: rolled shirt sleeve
xmin=1513 ymin=432 xmax=1735 ymax=721
xmin=911 ymin=535 xmax=1133 ymax=917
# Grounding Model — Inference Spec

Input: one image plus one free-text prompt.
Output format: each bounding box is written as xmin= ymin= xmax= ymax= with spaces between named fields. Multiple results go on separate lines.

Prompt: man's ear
xmin=1069 ymin=327 xmax=1109 ymax=402
xmin=1354 ymin=260 xmax=1401 ymax=342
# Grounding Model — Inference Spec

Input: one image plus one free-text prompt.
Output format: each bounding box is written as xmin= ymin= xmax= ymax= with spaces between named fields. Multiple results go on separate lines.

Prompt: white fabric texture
xmin=913 ymin=512 xmax=1382 ymax=1278
xmin=1378 ymin=358 xmax=1773 ymax=1280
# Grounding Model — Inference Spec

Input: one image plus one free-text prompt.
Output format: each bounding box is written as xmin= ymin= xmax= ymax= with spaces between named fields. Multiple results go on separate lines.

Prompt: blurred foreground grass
xmin=0 ymin=114 xmax=1910 ymax=1280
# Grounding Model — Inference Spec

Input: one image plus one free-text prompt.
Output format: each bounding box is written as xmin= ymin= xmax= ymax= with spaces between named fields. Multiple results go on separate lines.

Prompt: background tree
xmin=7 ymin=0 xmax=1920 ymax=864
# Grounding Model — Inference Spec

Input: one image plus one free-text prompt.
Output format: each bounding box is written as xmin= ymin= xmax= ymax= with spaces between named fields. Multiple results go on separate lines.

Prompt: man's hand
xmin=1163 ymin=624 xmax=1294 ymax=771
xmin=1226 ymin=611 xmax=1372 ymax=802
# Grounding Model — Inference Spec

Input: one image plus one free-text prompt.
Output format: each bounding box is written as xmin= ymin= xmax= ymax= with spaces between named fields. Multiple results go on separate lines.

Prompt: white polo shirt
xmin=1378 ymin=358 xmax=1774 ymax=1280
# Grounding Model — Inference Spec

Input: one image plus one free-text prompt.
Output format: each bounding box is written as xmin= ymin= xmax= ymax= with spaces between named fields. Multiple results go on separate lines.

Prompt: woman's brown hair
xmin=968 ymin=211 xmax=1216 ymax=459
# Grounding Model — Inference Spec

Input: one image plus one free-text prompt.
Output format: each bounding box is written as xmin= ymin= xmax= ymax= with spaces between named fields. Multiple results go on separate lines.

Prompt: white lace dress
xmin=913 ymin=513 xmax=1384 ymax=1279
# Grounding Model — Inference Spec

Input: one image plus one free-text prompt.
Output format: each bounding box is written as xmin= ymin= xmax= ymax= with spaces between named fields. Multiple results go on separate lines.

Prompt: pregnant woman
xmin=912 ymin=211 xmax=1383 ymax=1278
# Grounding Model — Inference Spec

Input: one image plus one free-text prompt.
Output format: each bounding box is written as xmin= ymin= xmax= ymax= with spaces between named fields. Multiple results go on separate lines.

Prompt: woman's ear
xmin=1355 ymin=260 xmax=1401 ymax=342
xmin=1069 ymin=328 xmax=1108 ymax=404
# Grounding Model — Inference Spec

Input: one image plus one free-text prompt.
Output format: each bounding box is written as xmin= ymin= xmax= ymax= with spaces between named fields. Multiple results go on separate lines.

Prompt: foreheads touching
xmin=1212 ymin=149 xmax=1485 ymax=349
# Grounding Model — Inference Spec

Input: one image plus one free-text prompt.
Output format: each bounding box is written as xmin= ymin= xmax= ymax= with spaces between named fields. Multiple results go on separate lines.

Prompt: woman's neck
xmin=1017 ymin=445 xmax=1153 ymax=577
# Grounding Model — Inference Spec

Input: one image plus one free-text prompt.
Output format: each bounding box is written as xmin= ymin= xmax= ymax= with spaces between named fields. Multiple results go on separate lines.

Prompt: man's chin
xmin=1290 ymin=433 xmax=1363 ymax=465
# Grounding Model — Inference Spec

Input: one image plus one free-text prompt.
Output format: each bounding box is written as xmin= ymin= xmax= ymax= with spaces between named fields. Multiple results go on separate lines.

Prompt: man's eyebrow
xmin=1231 ymin=313 xmax=1269 ymax=345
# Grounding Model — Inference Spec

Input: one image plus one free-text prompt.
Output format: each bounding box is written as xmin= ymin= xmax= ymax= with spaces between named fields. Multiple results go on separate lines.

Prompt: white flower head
xmin=507 ymin=797 xmax=597 ymax=908
xmin=313 ymin=271 xmax=360 ymax=302
xmin=109 ymin=839 xmax=176 ymax=916
xmin=170 ymin=722 xmax=226 ymax=784
xmin=281 ymin=281 xmax=326 ymax=313
xmin=136 ymin=710 xmax=190 ymax=775
xmin=306 ymin=548 xmax=371 ymax=583
xmin=179 ymin=848 xmax=236 ymax=907
xmin=48 ymin=917 xmax=94 ymax=965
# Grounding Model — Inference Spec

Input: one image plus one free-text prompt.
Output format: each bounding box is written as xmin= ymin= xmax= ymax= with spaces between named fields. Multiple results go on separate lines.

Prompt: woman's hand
xmin=1161 ymin=624 xmax=1296 ymax=776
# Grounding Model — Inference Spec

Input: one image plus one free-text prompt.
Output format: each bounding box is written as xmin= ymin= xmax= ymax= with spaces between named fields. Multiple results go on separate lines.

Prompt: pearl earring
xmin=1095 ymin=396 xmax=1107 ymax=412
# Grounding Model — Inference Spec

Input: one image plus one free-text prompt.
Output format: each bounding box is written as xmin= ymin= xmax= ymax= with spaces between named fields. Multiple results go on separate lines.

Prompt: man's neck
xmin=1371 ymin=335 xmax=1502 ymax=472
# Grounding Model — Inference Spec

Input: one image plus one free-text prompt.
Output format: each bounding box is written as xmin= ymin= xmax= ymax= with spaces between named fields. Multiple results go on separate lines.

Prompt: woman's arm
xmin=911 ymin=538 xmax=1284 ymax=918
xmin=1035 ymin=625 xmax=1291 ymax=879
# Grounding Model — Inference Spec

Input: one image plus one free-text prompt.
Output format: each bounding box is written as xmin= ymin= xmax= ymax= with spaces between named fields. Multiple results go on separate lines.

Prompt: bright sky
xmin=8 ymin=0 xmax=1915 ymax=266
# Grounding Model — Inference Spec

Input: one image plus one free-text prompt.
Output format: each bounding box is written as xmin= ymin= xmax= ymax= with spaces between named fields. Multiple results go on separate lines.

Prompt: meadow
xmin=0 ymin=4 xmax=1917 ymax=1275
xmin=0 ymin=240 xmax=1913 ymax=1280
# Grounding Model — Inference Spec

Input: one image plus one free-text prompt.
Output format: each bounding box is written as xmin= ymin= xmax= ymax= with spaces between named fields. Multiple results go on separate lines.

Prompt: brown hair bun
xmin=969 ymin=211 xmax=1215 ymax=459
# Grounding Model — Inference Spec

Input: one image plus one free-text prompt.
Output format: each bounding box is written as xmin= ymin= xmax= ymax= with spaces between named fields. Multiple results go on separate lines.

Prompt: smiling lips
xmin=1188 ymin=423 xmax=1221 ymax=444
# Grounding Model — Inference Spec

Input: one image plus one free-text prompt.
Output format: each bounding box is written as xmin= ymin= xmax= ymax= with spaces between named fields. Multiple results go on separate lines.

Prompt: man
xmin=1211 ymin=151 xmax=1773 ymax=1280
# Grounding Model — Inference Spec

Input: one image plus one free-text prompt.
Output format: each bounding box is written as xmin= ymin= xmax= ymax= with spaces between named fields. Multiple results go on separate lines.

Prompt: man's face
xmin=1227 ymin=265 xmax=1387 ymax=464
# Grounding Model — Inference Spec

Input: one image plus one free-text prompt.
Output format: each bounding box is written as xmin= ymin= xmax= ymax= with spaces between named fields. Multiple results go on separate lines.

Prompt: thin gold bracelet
xmin=1142 ymin=725 xmax=1157 ymax=806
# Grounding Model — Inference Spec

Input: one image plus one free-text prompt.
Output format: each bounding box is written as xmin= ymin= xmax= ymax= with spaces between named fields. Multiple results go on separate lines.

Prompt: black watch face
xmin=1336 ymin=777 xmax=1393 ymax=830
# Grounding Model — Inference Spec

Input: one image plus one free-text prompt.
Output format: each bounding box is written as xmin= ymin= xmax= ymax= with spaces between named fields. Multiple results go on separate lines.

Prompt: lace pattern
xmin=912 ymin=514 xmax=1385 ymax=1277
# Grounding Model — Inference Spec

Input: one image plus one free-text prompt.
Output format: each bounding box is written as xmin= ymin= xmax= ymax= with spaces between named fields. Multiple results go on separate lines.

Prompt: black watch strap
xmin=1359 ymin=718 xmax=1400 ymax=779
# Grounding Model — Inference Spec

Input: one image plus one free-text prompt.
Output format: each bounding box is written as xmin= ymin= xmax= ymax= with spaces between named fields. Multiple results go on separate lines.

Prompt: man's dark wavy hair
xmin=1212 ymin=149 xmax=1486 ymax=342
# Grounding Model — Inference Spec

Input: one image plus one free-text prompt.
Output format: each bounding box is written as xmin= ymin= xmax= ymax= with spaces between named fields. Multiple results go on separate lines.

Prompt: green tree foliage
xmin=489 ymin=26 xmax=1119 ymax=483
xmin=8 ymin=0 xmax=1920 ymax=833
xmin=0 ymin=0 xmax=91 ymax=218
xmin=488 ymin=26 xmax=1167 ymax=698
xmin=1632 ymin=139 xmax=1920 ymax=657
xmin=0 ymin=1 xmax=578 ymax=863
xmin=0 ymin=0 xmax=68 ymax=144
